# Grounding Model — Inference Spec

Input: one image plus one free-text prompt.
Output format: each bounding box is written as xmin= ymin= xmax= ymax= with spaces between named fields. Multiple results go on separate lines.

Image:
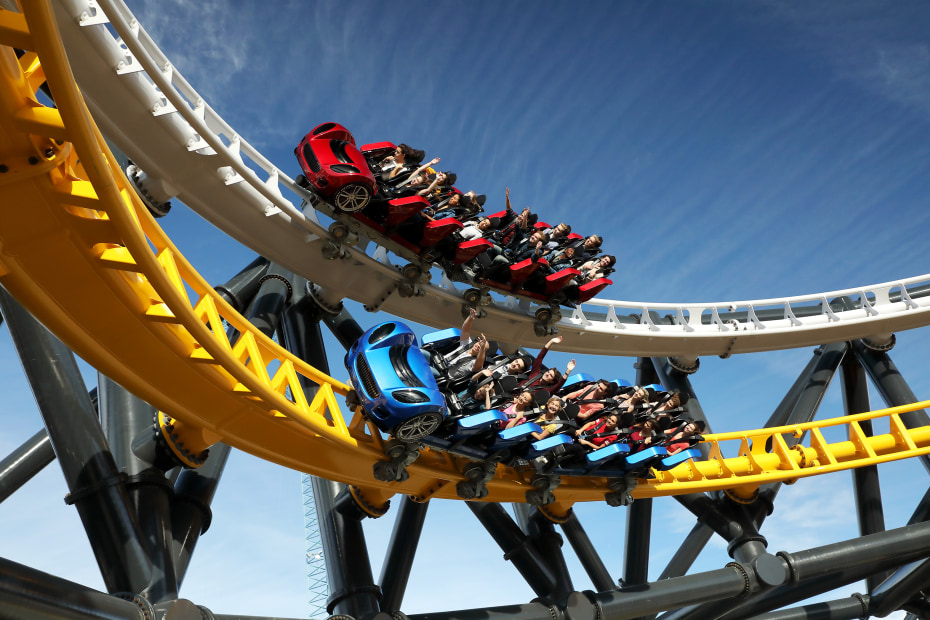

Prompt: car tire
xmin=333 ymin=183 xmax=371 ymax=212
xmin=295 ymin=174 xmax=311 ymax=190
xmin=393 ymin=412 xmax=443 ymax=441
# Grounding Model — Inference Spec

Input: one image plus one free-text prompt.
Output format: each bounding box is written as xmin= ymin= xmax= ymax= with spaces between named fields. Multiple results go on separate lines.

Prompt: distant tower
xmin=302 ymin=473 xmax=329 ymax=618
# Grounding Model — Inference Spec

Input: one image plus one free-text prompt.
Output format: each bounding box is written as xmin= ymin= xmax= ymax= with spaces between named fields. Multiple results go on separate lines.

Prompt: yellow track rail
xmin=2 ymin=2 xmax=929 ymax=512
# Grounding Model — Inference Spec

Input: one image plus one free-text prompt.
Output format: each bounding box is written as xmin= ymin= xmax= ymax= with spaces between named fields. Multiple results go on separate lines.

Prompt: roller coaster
xmin=3 ymin=1 xmax=930 ymax=619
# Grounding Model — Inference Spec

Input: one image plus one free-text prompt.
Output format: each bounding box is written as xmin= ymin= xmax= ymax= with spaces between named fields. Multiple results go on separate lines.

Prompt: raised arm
xmin=531 ymin=335 xmax=562 ymax=373
xmin=412 ymin=157 xmax=440 ymax=179
xmin=471 ymin=335 xmax=489 ymax=372
xmin=460 ymin=307 xmax=477 ymax=342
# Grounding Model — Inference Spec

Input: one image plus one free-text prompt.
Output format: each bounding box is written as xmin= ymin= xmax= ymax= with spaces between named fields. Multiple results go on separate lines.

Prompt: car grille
xmin=389 ymin=345 xmax=426 ymax=388
xmin=302 ymin=142 xmax=321 ymax=173
xmin=355 ymin=355 xmax=380 ymax=399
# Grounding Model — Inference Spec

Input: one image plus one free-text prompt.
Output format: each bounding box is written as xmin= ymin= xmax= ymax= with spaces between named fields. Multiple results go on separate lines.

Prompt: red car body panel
xmin=419 ymin=218 xmax=463 ymax=247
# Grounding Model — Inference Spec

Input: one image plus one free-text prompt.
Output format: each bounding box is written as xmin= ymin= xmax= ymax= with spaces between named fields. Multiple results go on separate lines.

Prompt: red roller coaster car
xmin=294 ymin=122 xmax=378 ymax=212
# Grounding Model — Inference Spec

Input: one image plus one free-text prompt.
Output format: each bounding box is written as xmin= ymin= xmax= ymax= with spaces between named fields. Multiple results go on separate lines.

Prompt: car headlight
xmin=392 ymin=389 xmax=429 ymax=404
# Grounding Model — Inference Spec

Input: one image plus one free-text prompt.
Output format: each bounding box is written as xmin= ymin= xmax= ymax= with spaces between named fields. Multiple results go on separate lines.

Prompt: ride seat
xmin=450 ymin=409 xmax=508 ymax=439
xmin=541 ymin=268 xmax=580 ymax=296
xmin=360 ymin=141 xmax=396 ymax=161
xmin=509 ymin=258 xmax=541 ymax=285
xmin=624 ymin=446 xmax=668 ymax=473
xmin=576 ymin=277 xmax=612 ymax=303
xmin=657 ymin=447 xmax=701 ymax=471
xmin=419 ymin=217 xmax=463 ymax=247
xmin=585 ymin=442 xmax=631 ymax=469
xmin=421 ymin=328 xmax=462 ymax=349
xmin=452 ymin=238 xmax=492 ymax=264
xmin=491 ymin=422 xmax=543 ymax=449
xmin=560 ymin=373 xmax=597 ymax=392
xmin=526 ymin=434 xmax=574 ymax=460
xmin=385 ymin=196 xmax=431 ymax=227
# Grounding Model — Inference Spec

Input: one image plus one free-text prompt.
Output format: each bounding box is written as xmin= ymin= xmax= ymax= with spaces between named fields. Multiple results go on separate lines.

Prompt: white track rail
xmin=50 ymin=0 xmax=930 ymax=357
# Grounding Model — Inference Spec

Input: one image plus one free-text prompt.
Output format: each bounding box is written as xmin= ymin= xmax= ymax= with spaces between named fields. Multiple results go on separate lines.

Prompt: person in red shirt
xmin=576 ymin=412 xmax=622 ymax=449
xmin=664 ymin=420 xmax=705 ymax=455
xmin=565 ymin=379 xmax=614 ymax=422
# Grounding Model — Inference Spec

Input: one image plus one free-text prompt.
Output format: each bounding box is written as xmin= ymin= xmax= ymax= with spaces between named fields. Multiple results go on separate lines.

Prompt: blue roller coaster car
xmin=345 ymin=322 xmax=447 ymax=441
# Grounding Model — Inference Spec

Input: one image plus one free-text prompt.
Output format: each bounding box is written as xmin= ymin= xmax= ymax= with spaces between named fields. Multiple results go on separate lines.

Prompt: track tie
xmin=144 ymin=301 xmax=178 ymax=322
xmin=0 ymin=11 xmax=33 ymax=53
xmin=188 ymin=346 xmax=216 ymax=363
xmin=13 ymin=105 xmax=67 ymax=143
xmin=55 ymin=180 xmax=101 ymax=209
xmin=97 ymin=246 xmax=141 ymax=271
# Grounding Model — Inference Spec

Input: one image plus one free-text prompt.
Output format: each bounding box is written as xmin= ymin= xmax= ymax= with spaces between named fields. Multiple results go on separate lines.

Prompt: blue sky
xmin=2 ymin=1 xmax=930 ymax=618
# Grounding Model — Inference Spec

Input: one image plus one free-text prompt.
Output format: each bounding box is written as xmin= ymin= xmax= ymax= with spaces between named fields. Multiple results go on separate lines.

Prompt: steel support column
xmin=467 ymin=501 xmax=558 ymax=599
xmin=98 ymin=375 xmax=178 ymax=603
xmin=279 ymin=285 xmax=381 ymax=618
xmin=658 ymin=521 xmax=715 ymax=580
xmin=0 ymin=286 xmax=152 ymax=594
xmin=164 ymin=261 xmax=273 ymax=589
xmin=212 ymin=255 xmax=270 ymax=314
xmin=313 ymin=477 xmax=382 ymax=617
xmin=379 ymin=496 xmax=429 ymax=612
xmin=622 ymin=358 xmax=659 ymax=592
xmin=623 ymin=498 xmax=653 ymax=587
xmin=0 ymin=428 xmax=54 ymax=503
xmin=560 ymin=509 xmax=618 ymax=592
xmin=0 ymin=557 xmax=147 ymax=620
xmin=651 ymin=356 xmax=710 ymax=458
xmin=868 ymin=558 xmax=930 ymax=617
xmin=528 ymin=508 xmax=575 ymax=606
xmin=750 ymin=595 xmax=870 ymax=620
xmin=170 ymin=444 xmax=230 ymax=586
xmin=583 ymin=561 xmax=763 ymax=620
xmin=405 ymin=600 xmax=562 ymax=620
xmin=839 ymin=351 xmax=886 ymax=592
xmin=908 ymin=487 xmax=930 ymax=525
xmin=658 ymin=348 xmax=823 ymax=581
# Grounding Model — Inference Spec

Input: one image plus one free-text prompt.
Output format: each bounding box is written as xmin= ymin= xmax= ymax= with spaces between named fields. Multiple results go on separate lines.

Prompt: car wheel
xmin=393 ymin=412 xmax=443 ymax=441
xmin=295 ymin=174 xmax=311 ymax=190
xmin=333 ymin=183 xmax=371 ymax=212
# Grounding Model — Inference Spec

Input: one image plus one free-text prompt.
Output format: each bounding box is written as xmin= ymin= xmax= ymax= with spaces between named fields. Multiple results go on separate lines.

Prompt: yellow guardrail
xmin=2 ymin=2 xmax=928 ymax=512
